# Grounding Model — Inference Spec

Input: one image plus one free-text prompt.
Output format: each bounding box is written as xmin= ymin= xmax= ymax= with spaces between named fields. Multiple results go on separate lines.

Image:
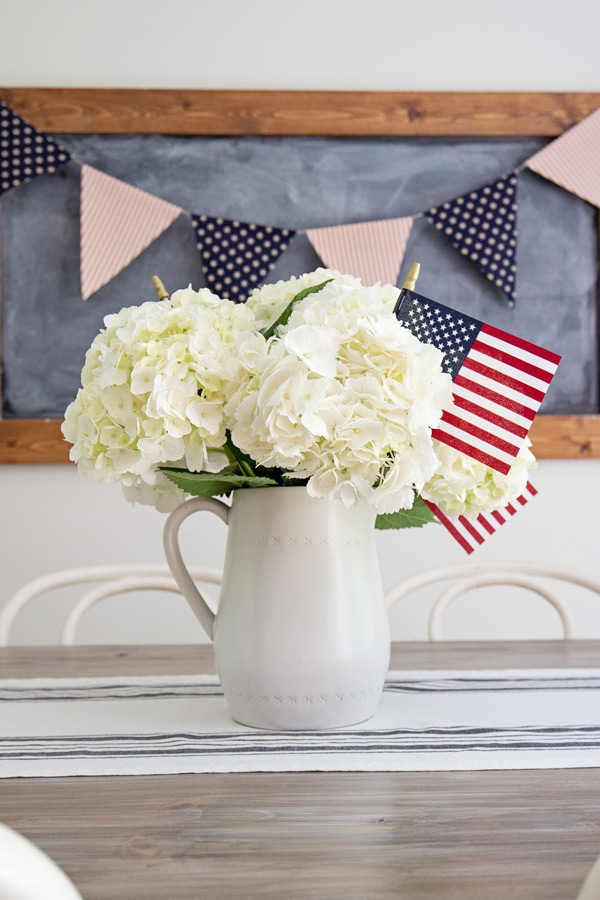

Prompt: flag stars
xmin=396 ymin=296 xmax=483 ymax=380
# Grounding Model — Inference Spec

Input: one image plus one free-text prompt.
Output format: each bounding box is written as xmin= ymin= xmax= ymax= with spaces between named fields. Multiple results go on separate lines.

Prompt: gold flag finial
xmin=152 ymin=275 xmax=169 ymax=301
xmin=402 ymin=262 xmax=420 ymax=292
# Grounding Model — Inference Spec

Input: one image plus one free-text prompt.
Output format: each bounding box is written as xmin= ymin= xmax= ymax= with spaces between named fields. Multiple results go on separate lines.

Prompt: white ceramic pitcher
xmin=163 ymin=486 xmax=390 ymax=730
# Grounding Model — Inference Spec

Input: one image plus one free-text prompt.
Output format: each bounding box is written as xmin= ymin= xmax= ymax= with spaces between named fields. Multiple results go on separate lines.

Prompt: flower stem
xmin=224 ymin=433 xmax=256 ymax=477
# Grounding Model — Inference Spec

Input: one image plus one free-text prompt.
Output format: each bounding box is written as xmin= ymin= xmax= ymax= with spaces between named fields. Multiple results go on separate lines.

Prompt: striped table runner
xmin=1 ymin=669 xmax=599 ymax=777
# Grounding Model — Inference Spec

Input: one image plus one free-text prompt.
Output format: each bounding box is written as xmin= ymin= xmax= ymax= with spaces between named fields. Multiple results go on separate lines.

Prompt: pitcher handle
xmin=163 ymin=497 xmax=230 ymax=641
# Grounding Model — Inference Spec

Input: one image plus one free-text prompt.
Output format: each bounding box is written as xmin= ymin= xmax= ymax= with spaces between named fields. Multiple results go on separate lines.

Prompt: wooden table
xmin=1 ymin=641 xmax=599 ymax=900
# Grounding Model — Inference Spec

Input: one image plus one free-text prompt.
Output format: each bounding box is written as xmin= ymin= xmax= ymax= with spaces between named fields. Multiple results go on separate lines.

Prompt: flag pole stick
xmin=394 ymin=262 xmax=421 ymax=316
xmin=402 ymin=262 xmax=420 ymax=291
xmin=152 ymin=275 xmax=169 ymax=300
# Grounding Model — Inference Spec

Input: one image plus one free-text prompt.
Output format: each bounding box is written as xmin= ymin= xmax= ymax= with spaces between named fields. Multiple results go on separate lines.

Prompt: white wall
xmin=2 ymin=0 xmax=600 ymax=91
xmin=2 ymin=0 xmax=600 ymax=644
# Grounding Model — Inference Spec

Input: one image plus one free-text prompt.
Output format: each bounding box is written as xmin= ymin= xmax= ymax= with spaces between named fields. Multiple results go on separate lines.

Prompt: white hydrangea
xmin=421 ymin=438 xmax=537 ymax=519
xmin=245 ymin=268 xmax=378 ymax=330
xmin=227 ymin=273 xmax=454 ymax=513
xmin=63 ymin=269 xmax=536 ymax=523
xmin=62 ymin=286 xmax=255 ymax=508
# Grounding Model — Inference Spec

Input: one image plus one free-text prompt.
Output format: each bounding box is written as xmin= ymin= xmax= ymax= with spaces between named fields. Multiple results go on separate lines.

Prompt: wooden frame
xmin=1 ymin=88 xmax=600 ymax=463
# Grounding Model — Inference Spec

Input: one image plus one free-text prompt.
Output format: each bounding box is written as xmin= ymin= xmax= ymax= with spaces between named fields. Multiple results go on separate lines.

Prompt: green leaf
xmin=375 ymin=495 xmax=438 ymax=530
xmin=159 ymin=468 xmax=279 ymax=498
xmin=224 ymin=433 xmax=256 ymax=477
xmin=261 ymin=279 xmax=333 ymax=340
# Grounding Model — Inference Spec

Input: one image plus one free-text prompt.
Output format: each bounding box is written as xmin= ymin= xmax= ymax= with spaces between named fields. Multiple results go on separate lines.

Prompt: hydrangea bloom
xmin=421 ymin=438 xmax=537 ymax=519
xmin=244 ymin=269 xmax=365 ymax=330
xmin=63 ymin=269 xmax=538 ymax=520
xmin=62 ymin=287 xmax=255 ymax=510
xmin=227 ymin=271 xmax=454 ymax=512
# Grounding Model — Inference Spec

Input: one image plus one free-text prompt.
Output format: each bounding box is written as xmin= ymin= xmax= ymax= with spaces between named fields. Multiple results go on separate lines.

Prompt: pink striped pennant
xmin=305 ymin=217 xmax=414 ymax=286
xmin=80 ymin=165 xmax=183 ymax=300
xmin=423 ymin=482 xmax=538 ymax=555
xmin=525 ymin=107 xmax=600 ymax=208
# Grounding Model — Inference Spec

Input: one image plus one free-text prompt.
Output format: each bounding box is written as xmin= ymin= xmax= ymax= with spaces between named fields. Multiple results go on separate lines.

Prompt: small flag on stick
xmin=395 ymin=286 xmax=560 ymax=476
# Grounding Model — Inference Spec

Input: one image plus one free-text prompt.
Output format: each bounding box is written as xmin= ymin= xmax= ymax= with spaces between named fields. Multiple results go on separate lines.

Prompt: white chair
xmin=0 ymin=564 xmax=222 ymax=645
xmin=384 ymin=561 xmax=600 ymax=640
xmin=0 ymin=822 xmax=82 ymax=899
xmin=577 ymin=854 xmax=600 ymax=900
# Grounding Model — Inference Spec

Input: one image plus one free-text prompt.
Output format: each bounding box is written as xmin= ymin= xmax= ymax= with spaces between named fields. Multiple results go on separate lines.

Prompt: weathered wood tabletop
xmin=1 ymin=641 xmax=599 ymax=900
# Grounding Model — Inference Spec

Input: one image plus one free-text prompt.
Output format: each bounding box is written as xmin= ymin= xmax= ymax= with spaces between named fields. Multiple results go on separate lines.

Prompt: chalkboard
xmin=2 ymin=131 xmax=596 ymax=420
xmin=1 ymin=89 xmax=599 ymax=464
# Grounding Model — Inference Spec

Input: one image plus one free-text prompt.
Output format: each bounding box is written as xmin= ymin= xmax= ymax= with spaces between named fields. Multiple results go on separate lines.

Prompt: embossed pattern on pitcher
xmin=164 ymin=486 xmax=390 ymax=730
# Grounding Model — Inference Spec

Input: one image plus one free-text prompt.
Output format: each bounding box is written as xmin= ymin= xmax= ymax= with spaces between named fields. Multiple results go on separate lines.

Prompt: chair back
xmin=0 ymin=565 xmax=222 ymax=645
xmin=384 ymin=561 xmax=600 ymax=640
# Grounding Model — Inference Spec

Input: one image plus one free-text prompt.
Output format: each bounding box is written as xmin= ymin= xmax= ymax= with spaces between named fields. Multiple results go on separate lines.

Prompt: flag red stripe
xmin=451 ymin=392 xmax=529 ymax=438
xmin=462 ymin=358 xmax=546 ymax=403
xmin=477 ymin=513 xmax=496 ymax=535
xmin=425 ymin=484 xmax=536 ymax=555
xmin=440 ymin=411 xmax=521 ymax=456
xmin=481 ymin=323 xmax=561 ymax=366
xmin=453 ymin=374 xmax=537 ymax=420
xmin=431 ymin=429 xmax=511 ymax=474
xmin=472 ymin=339 xmax=555 ymax=383
xmin=459 ymin=516 xmax=485 ymax=545
xmin=423 ymin=500 xmax=474 ymax=554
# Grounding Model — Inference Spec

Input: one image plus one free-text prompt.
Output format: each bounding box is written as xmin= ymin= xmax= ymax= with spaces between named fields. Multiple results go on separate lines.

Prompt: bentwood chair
xmin=384 ymin=561 xmax=600 ymax=640
xmin=0 ymin=565 xmax=222 ymax=645
xmin=0 ymin=822 xmax=82 ymax=899
xmin=577 ymin=853 xmax=600 ymax=900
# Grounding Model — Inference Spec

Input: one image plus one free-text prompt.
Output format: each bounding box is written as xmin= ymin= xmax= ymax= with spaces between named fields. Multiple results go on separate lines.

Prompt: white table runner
xmin=1 ymin=669 xmax=599 ymax=777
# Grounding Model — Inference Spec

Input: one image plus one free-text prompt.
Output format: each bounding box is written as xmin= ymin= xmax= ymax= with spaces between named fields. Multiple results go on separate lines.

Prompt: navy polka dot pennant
xmin=191 ymin=214 xmax=295 ymax=301
xmin=0 ymin=101 xmax=71 ymax=197
xmin=424 ymin=174 xmax=518 ymax=306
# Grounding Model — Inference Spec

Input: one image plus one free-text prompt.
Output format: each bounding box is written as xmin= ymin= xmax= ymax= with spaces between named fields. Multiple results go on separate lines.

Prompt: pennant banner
xmin=424 ymin=482 xmax=538 ymax=555
xmin=425 ymin=175 xmax=518 ymax=306
xmin=5 ymin=96 xmax=600 ymax=312
xmin=80 ymin=165 xmax=183 ymax=300
xmin=0 ymin=101 xmax=71 ymax=197
xmin=395 ymin=289 xmax=560 ymax=475
xmin=305 ymin=217 xmax=414 ymax=287
xmin=192 ymin=214 xmax=295 ymax=302
xmin=525 ymin=107 xmax=600 ymax=209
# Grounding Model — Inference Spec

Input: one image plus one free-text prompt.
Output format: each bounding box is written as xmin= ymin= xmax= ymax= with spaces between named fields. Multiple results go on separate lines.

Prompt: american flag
xmin=395 ymin=288 xmax=561 ymax=475
xmin=424 ymin=482 xmax=538 ymax=555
